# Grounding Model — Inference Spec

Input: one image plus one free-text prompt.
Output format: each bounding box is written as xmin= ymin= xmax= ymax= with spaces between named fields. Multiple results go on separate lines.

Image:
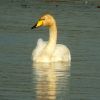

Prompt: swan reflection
xmin=32 ymin=62 xmax=70 ymax=100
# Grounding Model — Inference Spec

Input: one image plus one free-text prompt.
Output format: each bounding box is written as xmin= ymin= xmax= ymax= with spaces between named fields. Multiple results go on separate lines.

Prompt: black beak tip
xmin=31 ymin=24 xmax=37 ymax=29
xmin=31 ymin=26 xmax=33 ymax=29
xmin=31 ymin=26 xmax=35 ymax=29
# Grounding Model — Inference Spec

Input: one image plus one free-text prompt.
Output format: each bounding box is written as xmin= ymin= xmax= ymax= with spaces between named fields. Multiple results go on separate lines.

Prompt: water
xmin=0 ymin=0 xmax=100 ymax=100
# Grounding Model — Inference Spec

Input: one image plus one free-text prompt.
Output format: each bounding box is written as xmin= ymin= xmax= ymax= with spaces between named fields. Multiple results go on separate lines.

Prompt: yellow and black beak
xmin=31 ymin=19 xmax=43 ymax=29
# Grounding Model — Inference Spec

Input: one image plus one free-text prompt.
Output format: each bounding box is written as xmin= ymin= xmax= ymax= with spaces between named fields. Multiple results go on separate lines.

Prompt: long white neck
xmin=45 ymin=20 xmax=57 ymax=55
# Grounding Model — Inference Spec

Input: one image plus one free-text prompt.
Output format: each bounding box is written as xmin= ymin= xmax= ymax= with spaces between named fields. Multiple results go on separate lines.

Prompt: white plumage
xmin=31 ymin=14 xmax=71 ymax=63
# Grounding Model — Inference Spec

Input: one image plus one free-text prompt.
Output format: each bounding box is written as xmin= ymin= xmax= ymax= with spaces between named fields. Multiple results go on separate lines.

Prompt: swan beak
xmin=31 ymin=20 xmax=43 ymax=29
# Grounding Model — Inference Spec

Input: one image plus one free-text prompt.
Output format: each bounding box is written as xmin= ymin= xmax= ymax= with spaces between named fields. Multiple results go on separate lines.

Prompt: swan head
xmin=31 ymin=14 xmax=55 ymax=29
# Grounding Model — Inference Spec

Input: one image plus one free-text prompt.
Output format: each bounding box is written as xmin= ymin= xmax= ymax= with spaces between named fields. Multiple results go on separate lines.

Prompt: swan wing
xmin=32 ymin=38 xmax=47 ymax=61
xmin=52 ymin=44 xmax=71 ymax=62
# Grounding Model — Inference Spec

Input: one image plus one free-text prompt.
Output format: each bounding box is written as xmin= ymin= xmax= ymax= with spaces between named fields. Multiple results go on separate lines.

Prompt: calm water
xmin=0 ymin=0 xmax=100 ymax=100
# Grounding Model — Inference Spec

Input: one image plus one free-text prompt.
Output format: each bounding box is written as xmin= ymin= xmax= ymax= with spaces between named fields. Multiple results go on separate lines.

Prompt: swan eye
xmin=41 ymin=18 xmax=45 ymax=21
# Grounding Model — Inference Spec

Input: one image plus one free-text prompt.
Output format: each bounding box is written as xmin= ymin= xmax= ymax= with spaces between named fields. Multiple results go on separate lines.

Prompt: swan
xmin=31 ymin=14 xmax=71 ymax=63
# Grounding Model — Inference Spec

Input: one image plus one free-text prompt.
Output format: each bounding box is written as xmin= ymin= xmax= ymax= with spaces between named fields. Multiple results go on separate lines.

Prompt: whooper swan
xmin=31 ymin=14 xmax=71 ymax=63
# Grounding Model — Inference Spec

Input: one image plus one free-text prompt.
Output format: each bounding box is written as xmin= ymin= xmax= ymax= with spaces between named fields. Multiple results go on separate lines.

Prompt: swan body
xmin=31 ymin=14 xmax=71 ymax=63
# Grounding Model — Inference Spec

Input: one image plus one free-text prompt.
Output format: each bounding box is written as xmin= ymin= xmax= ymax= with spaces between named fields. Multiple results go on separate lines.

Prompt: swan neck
xmin=49 ymin=23 xmax=57 ymax=44
xmin=45 ymin=21 xmax=57 ymax=55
